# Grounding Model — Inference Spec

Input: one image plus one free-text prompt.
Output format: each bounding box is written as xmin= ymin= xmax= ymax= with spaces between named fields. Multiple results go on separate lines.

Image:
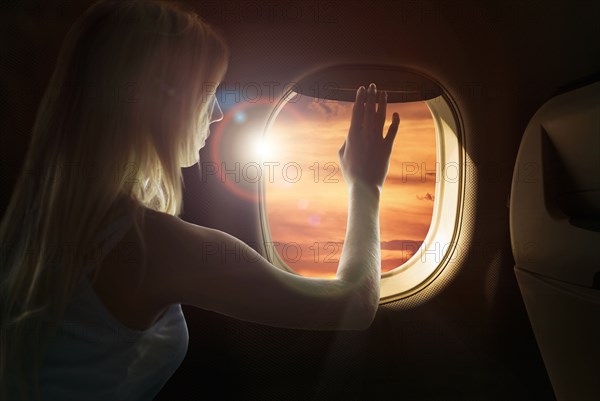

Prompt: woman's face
xmin=199 ymin=96 xmax=223 ymax=148
xmin=182 ymin=96 xmax=224 ymax=168
xmin=207 ymin=96 xmax=223 ymax=137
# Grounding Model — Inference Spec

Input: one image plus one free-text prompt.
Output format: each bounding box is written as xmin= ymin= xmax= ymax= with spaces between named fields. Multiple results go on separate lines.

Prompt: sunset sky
xmin=263 ymin=94 xmax=437 ymax=278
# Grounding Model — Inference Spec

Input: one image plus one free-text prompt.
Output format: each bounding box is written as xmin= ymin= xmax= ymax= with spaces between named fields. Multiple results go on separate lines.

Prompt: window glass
xmin=264 ymin=94 xmax=436 ymax=278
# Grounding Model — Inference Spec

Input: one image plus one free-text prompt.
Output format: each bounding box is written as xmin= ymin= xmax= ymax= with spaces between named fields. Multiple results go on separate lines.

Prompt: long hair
xmin=0 ymin=1 xmax=228 ymax=399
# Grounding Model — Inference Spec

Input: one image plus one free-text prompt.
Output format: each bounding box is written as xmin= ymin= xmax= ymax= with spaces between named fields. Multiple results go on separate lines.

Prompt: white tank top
xmin=38 ymin=213 xmax=189 ymax=401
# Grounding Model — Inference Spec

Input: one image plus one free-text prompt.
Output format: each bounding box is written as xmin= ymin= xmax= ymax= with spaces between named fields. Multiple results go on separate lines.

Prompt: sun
xmin=253 ymin=137 xmax=274 ymax=159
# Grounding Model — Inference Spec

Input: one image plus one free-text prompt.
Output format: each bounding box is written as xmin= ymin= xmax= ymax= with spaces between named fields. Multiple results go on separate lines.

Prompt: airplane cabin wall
xmin=1 ymin=1 xmax=598 ymax=399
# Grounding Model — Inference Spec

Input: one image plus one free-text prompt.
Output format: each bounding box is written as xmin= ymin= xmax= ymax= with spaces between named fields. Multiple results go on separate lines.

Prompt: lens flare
xmin=253 ymin=137 xmax=274 ymax=159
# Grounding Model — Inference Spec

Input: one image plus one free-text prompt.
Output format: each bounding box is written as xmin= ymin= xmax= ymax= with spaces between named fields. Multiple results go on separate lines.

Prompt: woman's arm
xmin=146 ymin=84 xmax=399 ymax=331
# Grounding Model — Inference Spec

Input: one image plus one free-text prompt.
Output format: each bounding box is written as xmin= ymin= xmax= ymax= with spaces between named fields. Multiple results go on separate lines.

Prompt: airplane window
xmin=255 ymin=66 xmax=463 ymax=302
xmin=261 ymin=94 xmax=436 ymax=278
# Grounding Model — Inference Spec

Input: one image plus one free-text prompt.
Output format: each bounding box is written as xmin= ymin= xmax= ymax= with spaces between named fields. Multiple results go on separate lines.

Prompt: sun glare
xmin=253 ymin=137 xmax=275 ymax=159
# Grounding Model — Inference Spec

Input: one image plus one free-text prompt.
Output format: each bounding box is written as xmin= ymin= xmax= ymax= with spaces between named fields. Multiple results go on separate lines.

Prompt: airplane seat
xmin=510 ymin=79 xmax=600 ymax=401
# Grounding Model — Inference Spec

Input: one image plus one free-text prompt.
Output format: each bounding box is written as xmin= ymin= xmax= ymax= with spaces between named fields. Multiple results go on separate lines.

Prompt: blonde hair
xmin=0 ymin=0 xmax=228 ymax=399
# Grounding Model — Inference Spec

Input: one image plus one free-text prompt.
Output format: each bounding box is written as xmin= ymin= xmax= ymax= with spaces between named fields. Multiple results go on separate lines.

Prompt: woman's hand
xmin=338 ymin=83 xmax=400 ymax=192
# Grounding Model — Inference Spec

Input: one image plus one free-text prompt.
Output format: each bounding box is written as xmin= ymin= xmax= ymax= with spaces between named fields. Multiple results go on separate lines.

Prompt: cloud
xmin=382 ymin=257 xmax=413 ymax=272
xmin=380 ymin=239 xmax=424 ymax=251
xmin=416 ymin=192 xmax=435 ymax=201
xmin=385 ymin=174 xmax=437 ymax=185
xmin=293 ymin=268 xmax=337 ymax=279
xmin=305 ymin=99 xmax=352 ymax=119
xmin=267 ymin=207 xmax=347 ymax=244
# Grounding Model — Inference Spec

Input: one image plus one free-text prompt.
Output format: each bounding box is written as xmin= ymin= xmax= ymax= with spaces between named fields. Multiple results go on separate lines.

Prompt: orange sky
xmin=263 ymin=95 xmax=436 ymax=278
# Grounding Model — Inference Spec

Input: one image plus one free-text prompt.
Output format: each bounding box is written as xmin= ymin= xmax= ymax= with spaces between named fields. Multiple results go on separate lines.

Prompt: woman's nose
xmin=210 ymin=98 xmax=223 ymax=124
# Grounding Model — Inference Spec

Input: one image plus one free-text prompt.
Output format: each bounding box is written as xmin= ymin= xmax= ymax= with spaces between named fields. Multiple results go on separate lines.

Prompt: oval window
xmin=259 ymin=65 xmax=463 ymax=302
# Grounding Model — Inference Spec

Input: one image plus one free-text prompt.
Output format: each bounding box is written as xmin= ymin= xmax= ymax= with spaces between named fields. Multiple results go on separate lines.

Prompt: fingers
xmin=349 ymin=86 xmax=366 ymax=138
xmin=385 ymin=112 xmax=400 ymax=148
xmin=364 ymin=83 xmax=377 ymax=134
xmin=375 ymin=90 xmax=387 ymax=138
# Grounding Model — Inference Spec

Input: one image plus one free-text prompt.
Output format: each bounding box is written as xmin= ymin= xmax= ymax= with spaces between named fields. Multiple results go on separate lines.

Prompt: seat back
xmin=510 ymin=79 xmax=600 ymax=401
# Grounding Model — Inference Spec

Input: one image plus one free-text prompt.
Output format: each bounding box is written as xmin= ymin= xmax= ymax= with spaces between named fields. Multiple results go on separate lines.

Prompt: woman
xmin=0 ymin=0 xmax=399 ymax=400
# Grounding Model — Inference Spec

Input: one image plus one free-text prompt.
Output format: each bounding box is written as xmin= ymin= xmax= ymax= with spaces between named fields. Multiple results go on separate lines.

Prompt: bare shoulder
xmin=140 ymin=210 xmax=229 ymax=261
xmin=138 ymin=210 xmax=245 ymax=301
xmin=90 ymin=209 xmax=216 ymax=330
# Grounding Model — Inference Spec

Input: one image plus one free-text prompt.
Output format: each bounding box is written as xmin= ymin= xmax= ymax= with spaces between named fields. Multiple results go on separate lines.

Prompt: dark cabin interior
xmin=1 ymin=1 xmax=599 ymax=400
